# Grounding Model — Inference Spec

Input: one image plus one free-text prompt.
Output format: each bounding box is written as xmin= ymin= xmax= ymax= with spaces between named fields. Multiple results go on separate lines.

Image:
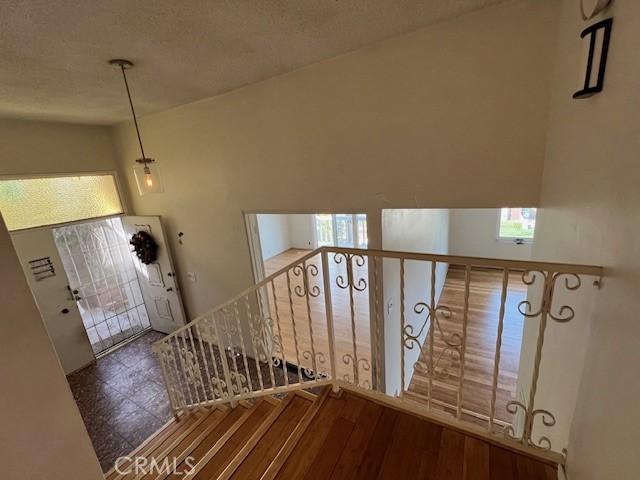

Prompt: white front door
xmin=122 ymin=216 xmax=187 ymax=334
xmin=53 ymin=217 xmax=153 ymax=355
xmin=10 ymin=228 xmax=95 ymax=374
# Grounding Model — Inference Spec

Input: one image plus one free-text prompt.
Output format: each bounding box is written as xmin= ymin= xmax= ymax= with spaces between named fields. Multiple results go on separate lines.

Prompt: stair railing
xmin=153 ymin=246 xmax=602 ymax=465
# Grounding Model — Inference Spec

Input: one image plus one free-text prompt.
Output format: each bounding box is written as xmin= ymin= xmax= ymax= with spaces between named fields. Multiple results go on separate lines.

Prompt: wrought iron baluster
xmin=255 ymin=285 xmax=276 ymax=389
xmin=456 ymin=265 xmax=471 ymax=419
xmin=154 ymin=341 xmax=179 ymax=415
xmin=232 ymin=300 xmax=254 ymax=392
xmin=174 ymin=334 xmax=195 ymax=406
xmin=373 ymin=255 xmax=382 ymax=391
xmin=186 ymin=325 xmax=206 ymax=402
xmin=489 ymin=268 xmax=509 ymax=432
xmin=194 ymin=322 xmax=215 ymax=401
xmin=213 ymin=311 xmax=234 ymax=400
xmin=321 ymin=250 xmax=338 ymax=390
xmin=400 ymin=258 xmax=405 ymax=397
xmin=166 ymin=337 xmax=186 ymax=409
xmin=245 ymin=294 xmax=265 ymax=391
xmin=427 ymin=260 xmax=436 ymax=411
xmin=285 ymin=270 xmax=303 ymax=383
xmin=223 ymin=306 xmax=244 ymax=396
xmin=296 ymin=260 xmax=320 ymax=380
xmin=270 ymin=279 xmax=289 ymax=387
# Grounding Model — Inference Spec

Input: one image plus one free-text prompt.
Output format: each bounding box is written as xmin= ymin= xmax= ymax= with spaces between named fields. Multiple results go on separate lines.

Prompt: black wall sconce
xmin=573 ymin=18 xmax=613 ymax=99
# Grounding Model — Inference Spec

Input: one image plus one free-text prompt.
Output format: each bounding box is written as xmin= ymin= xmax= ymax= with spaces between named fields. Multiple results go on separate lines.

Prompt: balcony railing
xmin=152 ymin=246 xmax=602 ymax=464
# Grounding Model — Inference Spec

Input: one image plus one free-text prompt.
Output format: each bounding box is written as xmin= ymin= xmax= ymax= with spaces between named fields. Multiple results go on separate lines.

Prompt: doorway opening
xmin=53 ymin=216 xmax=150 ymax=356
xmin=314 ymin=213 xmax=368 ymax=248
xmin=246 ymin=212 xmax=369 ymax=283
xmin=2 ymin=174 xmax=188 ymax=471
xmin=244 ymin=212 xmax=372 ymax=388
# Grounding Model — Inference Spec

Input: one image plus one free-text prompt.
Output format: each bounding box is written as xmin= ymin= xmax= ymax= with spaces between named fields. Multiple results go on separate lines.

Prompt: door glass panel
xmin=53 ymin=217 xmax=149 ymax=355
xmin=335 ymin=214 xmax=354 ymax=247
xmin=356 ymin=214 xmax=368 ymax=248
xmin=0 ymin=174 xmax=123 ymax=231
xmin=314 ymin=214 xmax=334 ymax=247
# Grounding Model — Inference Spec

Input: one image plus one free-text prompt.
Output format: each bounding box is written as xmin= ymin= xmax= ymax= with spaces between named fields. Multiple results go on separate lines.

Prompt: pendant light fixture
xmin=110 ymin=58 xmax=163 ymax=195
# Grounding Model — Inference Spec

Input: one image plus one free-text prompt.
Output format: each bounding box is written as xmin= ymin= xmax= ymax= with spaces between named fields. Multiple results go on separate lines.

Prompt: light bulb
xmin=143 ymin=165 xmax=153 ymax=189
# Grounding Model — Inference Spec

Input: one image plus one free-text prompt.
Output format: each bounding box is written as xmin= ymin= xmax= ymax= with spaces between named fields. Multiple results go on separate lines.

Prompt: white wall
xmin=0 ymin=118 xmax=120 ymax=375
xmin=449 ymin=209 xmax=532 ymax=260
xmin=0 ymin=215 xmax=104 ymax=480
xmin=523 ymin=1 xmax=640 ymax=478
xmin=288 ymin=214 xmax=316 ymax=249
xmin=257 ymin=214 xmax=291 ymax=260
xmin=382 ymin=209 xmax=450 ymax=394
xmin=256 ymin=213 xmax=316 ymax=261
xmin=112 ymin=0 xmax=559 ymax=319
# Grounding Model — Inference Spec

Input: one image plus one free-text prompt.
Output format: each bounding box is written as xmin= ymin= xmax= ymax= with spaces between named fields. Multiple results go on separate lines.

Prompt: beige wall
xmin=0 ymin=118 xmax=118 ymax=177
xmin=0 ymin=215 xmax=103 ymax=480
xmin=449 ymin=209 xmax=533 ymax=260
xmin=112 ymin=0 xmax=559 ymax=319
xmin=531 ymin=1 xmax=640 ymax=477
xmin=0 ymin=118 xmax=122 ymax=375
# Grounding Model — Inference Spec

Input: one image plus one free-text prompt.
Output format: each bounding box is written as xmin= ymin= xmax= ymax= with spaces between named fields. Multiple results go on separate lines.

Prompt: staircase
xmin=137 ymin=246 xmax=603 ymax=479
xmin=105 ymin=386 xmax=557 ymax=480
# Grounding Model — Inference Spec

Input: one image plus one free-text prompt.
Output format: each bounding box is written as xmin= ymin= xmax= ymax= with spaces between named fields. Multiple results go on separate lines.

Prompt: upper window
xmin=498 ymin=207 xmax=537 ymax=243
xmin=0 ymin=174 xmax=123 ymax=231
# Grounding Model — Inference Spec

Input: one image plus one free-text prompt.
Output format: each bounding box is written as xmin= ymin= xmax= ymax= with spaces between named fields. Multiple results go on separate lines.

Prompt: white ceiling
xmin=0 ymin=0 xmax=504 ymax=125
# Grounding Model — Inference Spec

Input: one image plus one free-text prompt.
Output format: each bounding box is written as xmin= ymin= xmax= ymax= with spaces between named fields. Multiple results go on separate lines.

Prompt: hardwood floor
xmin=264 ymin=249 xmax=372 ymax=387
xmin=106 ymin=388 xmax=556 ymax=480
xmin=282 ymin=391 xmax=554 ymax=479
xmin=407 ymin=266 xmax=526 ymax=427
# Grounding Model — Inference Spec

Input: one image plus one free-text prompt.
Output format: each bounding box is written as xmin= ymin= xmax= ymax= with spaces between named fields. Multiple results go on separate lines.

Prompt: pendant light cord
xmin=119 ymin=64 xmax=147 ymax=160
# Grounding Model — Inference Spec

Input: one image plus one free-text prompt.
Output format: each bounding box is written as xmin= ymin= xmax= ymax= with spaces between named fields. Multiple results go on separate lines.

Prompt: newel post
xmin=321 ymin=249 xmax=338 ymax=392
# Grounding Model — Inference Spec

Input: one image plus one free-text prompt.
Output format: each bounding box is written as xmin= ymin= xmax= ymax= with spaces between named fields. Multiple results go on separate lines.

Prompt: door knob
xmin=61 ymin=308 xmax=70 ymax=314
xmin=166 ymin=287 xmax=174 ymax=292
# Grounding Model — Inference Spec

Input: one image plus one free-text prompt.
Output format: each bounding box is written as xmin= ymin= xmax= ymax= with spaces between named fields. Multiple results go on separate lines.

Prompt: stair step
xmin=190 ymin=400 xmax=275 ymax=479
xmin=106 ymin=411 xmax=203 ymax=480
xmin=144 ymin=407 xmax=229 ymax=480
xmin=164 ymin=404 xmax=252 ymax=479
xmin=230 ymin=392 xmax=314 ymax=480
xmin=217 ymin=394 xmax=297 ymax=480
xmin=106 ymin=387 xmax=329 ymax=480
xmin=260 ymin=387 xmax=331 ymax=480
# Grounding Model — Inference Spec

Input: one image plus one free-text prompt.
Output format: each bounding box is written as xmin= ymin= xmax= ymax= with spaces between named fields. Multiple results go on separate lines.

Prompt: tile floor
xmin=66 ymin=330 xmax=172 ymax=472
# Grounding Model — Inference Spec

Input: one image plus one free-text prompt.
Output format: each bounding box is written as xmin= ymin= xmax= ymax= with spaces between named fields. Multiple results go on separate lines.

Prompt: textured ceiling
xmin=0 ymin=0 xmax=504 ymax=124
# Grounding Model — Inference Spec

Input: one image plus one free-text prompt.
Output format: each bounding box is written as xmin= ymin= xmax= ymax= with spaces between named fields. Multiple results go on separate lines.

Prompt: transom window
xmin=498 ymin=207 xmax=537 ymax=243
xmin=0 ymin=174 xmax=123 ymax=231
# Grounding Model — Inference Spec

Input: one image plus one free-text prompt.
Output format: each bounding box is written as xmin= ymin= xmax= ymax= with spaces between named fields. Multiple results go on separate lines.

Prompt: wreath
xmin=130 ymin=231 xmax=158 ymax=265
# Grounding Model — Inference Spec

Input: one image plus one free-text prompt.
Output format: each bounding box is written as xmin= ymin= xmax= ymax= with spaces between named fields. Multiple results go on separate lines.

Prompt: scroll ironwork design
xmin=302 ymin=351 xmax=327 ymax=379
xmin=506 ymin=269 xmax=586 ymax=452
xmin=179 ymin=346 xmax=203 ymax=388
xmin=333 ymin=253 xmax=367 ymax=292
xmin=406 ymin=302 xmax=462 ymax=379
xmin=517 ymin=271 xmax=582 ymax=323
xmin=505 ymin=401 xmax=557 ymax=451
xmin=293 ymin=263 xmax=321 ymax=297
xmin=342 ymin=353 xmax=371 ymax=388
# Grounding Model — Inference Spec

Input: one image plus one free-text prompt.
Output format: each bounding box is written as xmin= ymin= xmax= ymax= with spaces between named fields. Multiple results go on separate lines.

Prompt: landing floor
xmin=279 ymin=390 xmax=556 ymax=479
xmin=67 ymin=330 xmax=172 ymax=471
